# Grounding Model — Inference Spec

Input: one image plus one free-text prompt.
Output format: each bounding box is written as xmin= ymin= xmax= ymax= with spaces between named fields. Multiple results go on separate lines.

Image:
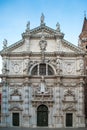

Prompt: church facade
xmin=0 ymin=15 xmax=86 ymax=128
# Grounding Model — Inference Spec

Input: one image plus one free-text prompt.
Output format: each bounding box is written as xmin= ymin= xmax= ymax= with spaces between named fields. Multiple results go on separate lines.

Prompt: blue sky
xmin=0 ymin=0 xmax=87 ymax=74
xmin=0 ymin=0 xmax=87 ymax=49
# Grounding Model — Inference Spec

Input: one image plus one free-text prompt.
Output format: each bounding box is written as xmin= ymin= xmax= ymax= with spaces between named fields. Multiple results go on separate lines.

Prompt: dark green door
xmin=13 ymin=113 xmax=19 ymax=126
xmin=66 ymin=113 xmax=73 ymax=127
xmin=37 ymin=105 xmax=48 ymax=126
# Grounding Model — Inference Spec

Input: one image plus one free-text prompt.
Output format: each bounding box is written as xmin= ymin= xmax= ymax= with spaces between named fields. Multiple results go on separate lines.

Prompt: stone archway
xmin=37 ymin=105 xmax=48 ymax=126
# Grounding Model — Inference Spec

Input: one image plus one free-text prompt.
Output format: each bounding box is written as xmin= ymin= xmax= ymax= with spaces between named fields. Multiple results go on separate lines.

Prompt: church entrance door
xmin=12 ymin=113 xmax=19 ymax=126
xmin=37 ymin=105 xmax=48 ymax=126
xmin=66 ymin=113 xmax=73 ymax=127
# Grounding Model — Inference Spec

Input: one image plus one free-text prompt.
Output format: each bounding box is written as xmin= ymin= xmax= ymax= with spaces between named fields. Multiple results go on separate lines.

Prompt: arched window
xmin=31 ymin=65 xmax=38 ymax=75
xmin=48 ymin=65 xmax=54 ymax=75
xmin=31 ymin=63 xmax=54 ymax=76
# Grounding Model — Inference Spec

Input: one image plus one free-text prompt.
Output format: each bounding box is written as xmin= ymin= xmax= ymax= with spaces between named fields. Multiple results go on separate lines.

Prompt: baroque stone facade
xmin=0 ymin=14 xmax=86 ymax=128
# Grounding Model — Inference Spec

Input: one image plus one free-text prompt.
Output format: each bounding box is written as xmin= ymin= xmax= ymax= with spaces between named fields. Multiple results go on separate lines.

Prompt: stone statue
xmin=40 ymin=13 xmax=45 ymax=24
xmin=23 ymin=59 xmax=30 ymax=74
xmin=2 ymin=59 xmax=7 ymax=74
xmin=56 ymin=58 xmax=61 ymax=75
xmin=56 ymin=22 xmax=60 ymax=32
xmin=26 ymin=21 xmax=30 ymax=32
xmin=3 ymin=39 xmax=7 ymax=49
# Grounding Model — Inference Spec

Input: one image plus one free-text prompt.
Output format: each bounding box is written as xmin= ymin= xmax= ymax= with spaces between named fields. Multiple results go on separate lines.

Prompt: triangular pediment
xmin=63 ymin=105 xmax=76 ymax=111
xmin=30 ymin=25 xmax=57 ymax=35
xmin=0 ymin=39 xmax=24 ymax=54
xmin=0 ymin=25 xmax=85 ymax=55
xmin=61 ymin=39 xmax=84 ymax=53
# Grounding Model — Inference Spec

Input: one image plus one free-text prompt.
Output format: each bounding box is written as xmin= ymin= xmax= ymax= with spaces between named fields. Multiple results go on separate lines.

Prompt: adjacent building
xmin=79 ymin=16 xmax=87 ymax=125
xmin=0 ymin=83 xmax=2 ymax=124
xmin=0 ymin=14 xmax=86 ymax=128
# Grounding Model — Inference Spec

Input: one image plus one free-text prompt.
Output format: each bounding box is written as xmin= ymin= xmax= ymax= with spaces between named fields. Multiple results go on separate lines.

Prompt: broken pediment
xmin=9 ymin=103 xmax=23 ymax=111
xmin=63 ymin=103 xmax=76 ymax=111
xmin=10 ymin=89 xmax=22 ymax=101
xmin=63 ymin=89 xmax=76 ymax=102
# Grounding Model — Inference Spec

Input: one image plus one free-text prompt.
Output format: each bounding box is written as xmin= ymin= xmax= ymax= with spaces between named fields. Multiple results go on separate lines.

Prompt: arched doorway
xmin=37 ymin=105 xmax=48 ymax=126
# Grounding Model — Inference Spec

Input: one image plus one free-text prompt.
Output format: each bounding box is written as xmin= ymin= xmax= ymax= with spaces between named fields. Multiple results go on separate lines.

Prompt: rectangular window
xmin=39 ymin=64 xmax=46 ymax=75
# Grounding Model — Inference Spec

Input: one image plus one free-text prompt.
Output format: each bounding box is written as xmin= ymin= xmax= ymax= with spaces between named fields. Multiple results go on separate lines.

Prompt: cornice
xmin=22 ymin=24 xmax=64 ymax=39
xmin=0 ymin=74 xmax=85 ymax=79
xmin=63 ymin=39 xmax=85 ymax=54
xmin=0 ymin=51 xmax=32 ymax=57
xmin=0 ymin=51 xmax=85 ymax=58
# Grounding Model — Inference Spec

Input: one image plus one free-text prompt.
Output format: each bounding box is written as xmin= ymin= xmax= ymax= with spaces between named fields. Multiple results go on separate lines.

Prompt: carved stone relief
xmin=79 ymin=59 xmax=84 ymax=75
xmin=56 ymin=39 xmax=62 ymax=50
xmin=9 ymin=102 xmax=23 ymax=111
xmin=23 ymin=59 xmax=30 ymax=74
xmin=10 ymin=60 xmax=22 ymax=74
xmin=10 ymin=89 xmax=22 ymax=101
xmin=2 ymin=59 xmax=8 ymax=74
xmin=39 ymin=34 xmax=47 ymax=62
xmin=46 ymin=58 xmax=56 ymax=67
xmin=56 ymin=57 xmax=62 ymax=75
xmin=63 ymin=103 xmax=76 ymax=111
xmin=63 ymin=88 xmax=76 ymax=101
xmin=63 ymin=61 xmax=76 ymax=75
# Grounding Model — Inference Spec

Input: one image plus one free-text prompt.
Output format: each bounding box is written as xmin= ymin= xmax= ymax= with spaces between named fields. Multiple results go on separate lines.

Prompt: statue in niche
xmin=2 ymin=59 xmax=7 ymax=74
xmin=40 ymin=76 xmax=46 ymax=93
xmin=37 ymin=76 xmax=48 ymax=94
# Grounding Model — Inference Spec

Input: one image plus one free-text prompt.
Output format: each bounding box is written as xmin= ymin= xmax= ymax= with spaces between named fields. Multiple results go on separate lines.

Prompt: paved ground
xmin=0 ymin=127 xmax=87 ymax=130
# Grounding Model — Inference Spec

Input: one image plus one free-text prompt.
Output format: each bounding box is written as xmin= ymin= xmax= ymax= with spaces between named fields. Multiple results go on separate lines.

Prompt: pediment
xmin=0 ymin=39 xmax=24 ymax=54
xmin=61 ymin=39 xmax=84 ymax=53
xmin=63 ymin=103 xmax=76 ymax=111
xmin=10 ymin=89 xmax=21 ymax=96
xmin=30 ymin=25 xmax=57 ymax=35
xmin=63 ymin=106 xmax=76 ymax=111
xmin=9 ymin=106 xmax=23 ymax=111
xmin=64 ymin=89 xmax=75 ymax=97
xmin=0 ymin=25 xmax=84 ymax=54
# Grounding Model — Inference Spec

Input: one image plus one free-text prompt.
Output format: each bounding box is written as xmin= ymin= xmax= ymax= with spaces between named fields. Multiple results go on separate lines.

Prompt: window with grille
xmin=31 ymin=65 xmax=38 ymax=75
xmin=31 ymin=63 xmax=54 ymax=76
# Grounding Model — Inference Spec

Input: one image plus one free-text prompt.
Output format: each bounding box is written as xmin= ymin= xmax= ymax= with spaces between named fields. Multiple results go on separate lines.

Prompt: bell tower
xmin=79 ymin=15 xmax=87 ymax=124
xmin=79 ymin=15 xmax=87 ymax=50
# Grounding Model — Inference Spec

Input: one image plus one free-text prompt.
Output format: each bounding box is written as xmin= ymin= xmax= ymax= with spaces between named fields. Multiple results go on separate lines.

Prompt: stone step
xmin=0 ymin=127 xmax=87 ymax=130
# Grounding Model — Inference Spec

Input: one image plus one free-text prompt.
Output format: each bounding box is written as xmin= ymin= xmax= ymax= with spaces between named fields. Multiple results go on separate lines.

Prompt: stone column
xmin=2 ymin=78 xmax=8 ymax=126
xmin=78 ymin=80 xmax=85 ymax=127
xmin=23 ymin=78 xmax=30 ymax=127
xmin=28 ymin=83 xmax=32 ymax=126
xmin=48 ymin=107 xmax=53 ymax=127
xmin=32 ymin=107 xmax=36 ymax=127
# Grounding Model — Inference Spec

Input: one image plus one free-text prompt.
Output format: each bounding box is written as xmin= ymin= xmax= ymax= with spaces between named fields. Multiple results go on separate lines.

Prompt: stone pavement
xmin=0 ymin=127 xmax=87 ymax=130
